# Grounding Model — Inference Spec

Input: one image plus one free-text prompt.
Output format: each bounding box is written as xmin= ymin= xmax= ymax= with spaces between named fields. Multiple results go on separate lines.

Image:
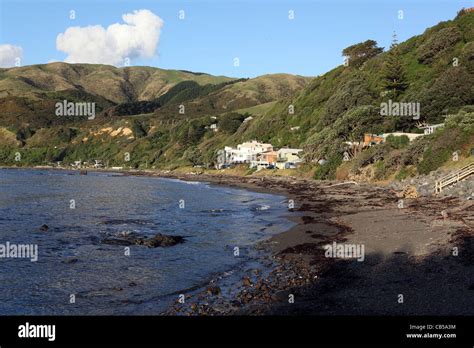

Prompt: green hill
xmin=0 ymin=10 xmax=472 ymax=181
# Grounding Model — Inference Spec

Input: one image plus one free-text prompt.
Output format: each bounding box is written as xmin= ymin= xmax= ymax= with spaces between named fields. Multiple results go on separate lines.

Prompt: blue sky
xmin=1 ymin=0 xmax=473 ymax=77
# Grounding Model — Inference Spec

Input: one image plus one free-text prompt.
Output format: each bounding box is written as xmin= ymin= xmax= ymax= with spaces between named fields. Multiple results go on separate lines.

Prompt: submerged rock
xmin=62 ymin=257 xmax=79 ymax=264
xmin=101 ymin=238 xmax=134 ymax=246
xmin=39 ymin=224 xmax=49 ymax=231
xmin=206 ymin=286 xmax=221 ymax=296
xmin=138 ymin=233 xmax=184 ymax=248
xmin=101 ymin=232 xmax=184 ymax=248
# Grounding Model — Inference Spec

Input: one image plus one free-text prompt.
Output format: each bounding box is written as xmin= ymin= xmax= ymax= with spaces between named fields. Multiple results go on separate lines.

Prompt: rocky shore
xmin=139 ymin=171 xmax=473 ymax=316
xmin=388 ymin=168 xmax=474 ymax=199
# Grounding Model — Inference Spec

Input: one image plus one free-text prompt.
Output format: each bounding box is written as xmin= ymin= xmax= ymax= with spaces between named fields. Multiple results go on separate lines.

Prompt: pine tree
xmin=382 ymin=32 xmax=408 ymax=99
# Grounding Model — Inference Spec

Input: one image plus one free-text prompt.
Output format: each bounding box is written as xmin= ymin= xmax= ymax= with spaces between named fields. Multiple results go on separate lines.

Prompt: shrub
xmin=416 ymin=124 xmax=471 ymax=174
xmin=386 ymin=134 xmax=410 ymax=149
xmin=462 ymin=41 xmax=474 ymax=73
xmin=417 ymin=147 xmax=450 ymax=174
xmin=417 ymin=26 xmax=461 ymax=64
xmin=395 ymin=167 xmax=409 ymax=180
xmin=319 ymin=75 xmax=377 ymax=127
xmin=245 ymin=167 xmax=257 ymax=176
xmin=184 ymin=146 xmax=203 ymax=166
xmin=219 ymin=113 xmax=246 ymax=134
xmin=418 ymin=67 xmax=473 ymax=122
xmin=373 ymin=160 xmax=386 ymax=180
xmin=314 ymin=153 xmax=342 ymax=180
xmin=131 ymin=120 xmax=147 ymax=138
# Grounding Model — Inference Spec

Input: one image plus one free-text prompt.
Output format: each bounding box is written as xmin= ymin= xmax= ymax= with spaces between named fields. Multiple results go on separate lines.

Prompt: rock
xmin=129 ymin=282 xmax=137 ymax=287
xmin=62 ymin=257 xmax=79 ymax=264
xmin=101 ymin=238 xmax=134 ymax=246
xmin=142 ymin=233 xmax=185 ymax=248
xmin=206 ymin=286 xmax=221 ymax=296
xmin=402 ymin=185 xmax=419 ymax=198
xmin=39 ymin=224 xmax=49 ymax=231
xmin=102 ymin=232 xmax=184 ymax=248
xmin=242 ymin=276 xmax=252 ymax=287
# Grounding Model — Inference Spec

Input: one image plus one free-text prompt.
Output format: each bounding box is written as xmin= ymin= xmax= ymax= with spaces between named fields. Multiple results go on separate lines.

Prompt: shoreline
xmin=136 ymin=168 xmax=474 ymax=315
xmin=2 ymin=166 xmax=473 ymax=315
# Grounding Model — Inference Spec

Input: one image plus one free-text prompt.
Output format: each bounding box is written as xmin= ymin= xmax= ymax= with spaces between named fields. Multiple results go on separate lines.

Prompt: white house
xmin=419 ymin=123 xmax=445 ymax=135
xmin=275 ymin=148 xmax=303 ymax=169
xmin=277 ymin=148 xmax=303 ymax=161
xmin=218 ymin=141 xmax=274 ymax=167
xmin=238 ymin=140 xmax=273 ymax=154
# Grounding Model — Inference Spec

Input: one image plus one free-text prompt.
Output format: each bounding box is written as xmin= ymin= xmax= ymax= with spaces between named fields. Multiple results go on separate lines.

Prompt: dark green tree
xmin=342 ymin=39 xmax=383 ymax=68
xmin=131 ymin=120 xmax=147 ymax=138
xmin=185 ymin=146 xmax=203 ymax=166
xmin=382 ymin=32 xmax=408 ymax=99
xmin=218 ymin=112 xmax=246 ymax=134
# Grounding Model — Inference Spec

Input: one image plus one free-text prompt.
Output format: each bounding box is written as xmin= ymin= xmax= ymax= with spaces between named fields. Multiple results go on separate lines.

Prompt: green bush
xmin=417 ymin=147 xmax=450 ymax=174
xmin=184 ymin=146 xmax=203 ymax=166
xmin=218 ymin=113 xmax=246 ymax=134
xmin=131 ymin=120 xmax=147 ymax=138
xmin=395 ymin=166 xmax=410 ymax=180
xmin=416 ymin=123 xmax=471 ymax=174
xmin=245 ymin=167 xmax=257 ymax=176
xmin=417 ymin=26 xmax=461 ymax=64
xmin=386 ymin=134 xmax=410 ymax=149
xmin=417 ymin=67 xmax=473 ymax=122
xmin=314 ymin=153 xmax=342 ymax=180
xmin=373 ymin=160 xmax=386 ymax=179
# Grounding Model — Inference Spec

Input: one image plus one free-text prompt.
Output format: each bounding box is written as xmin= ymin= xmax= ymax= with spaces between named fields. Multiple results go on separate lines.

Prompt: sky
xmin=0 ymin=0 xmax=473 ymax=77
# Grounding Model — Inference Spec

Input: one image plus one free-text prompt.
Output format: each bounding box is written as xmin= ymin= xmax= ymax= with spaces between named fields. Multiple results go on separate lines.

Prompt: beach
xmin=150 ymin=171 xmax=474 ymax=315
xmin=1 ymin=167 xmax=473 ymax=315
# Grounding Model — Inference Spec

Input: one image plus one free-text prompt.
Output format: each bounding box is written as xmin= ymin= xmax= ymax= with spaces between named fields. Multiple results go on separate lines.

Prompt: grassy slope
xmin=0 ymin=62 xmax=236 ymax=103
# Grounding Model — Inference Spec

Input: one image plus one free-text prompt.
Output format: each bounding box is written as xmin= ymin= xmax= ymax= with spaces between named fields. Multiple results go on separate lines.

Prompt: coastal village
xmin=59 ymin=121 xmax=447 ymax=171
xmin=215 ymin=122 xmax=446 ymax=171
xmin=217 ymin=141 xmax=303 ymax=170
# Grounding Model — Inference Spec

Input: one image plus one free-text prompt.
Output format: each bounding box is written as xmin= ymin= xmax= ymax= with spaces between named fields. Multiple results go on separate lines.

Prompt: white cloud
xmin=0 ymin=44 xmax=23 ymax=68
xmin=56 ymin=9 xmax=164 ymax=66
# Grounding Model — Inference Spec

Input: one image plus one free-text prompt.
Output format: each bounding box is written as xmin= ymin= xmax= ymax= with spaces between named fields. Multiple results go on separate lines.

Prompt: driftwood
xmin=441 ymin=200 xmax=474 ymax=219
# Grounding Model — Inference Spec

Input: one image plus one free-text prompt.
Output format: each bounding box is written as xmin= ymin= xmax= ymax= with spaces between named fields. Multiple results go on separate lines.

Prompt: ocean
xmin=0 ymin=169 xmax=293 ymax=314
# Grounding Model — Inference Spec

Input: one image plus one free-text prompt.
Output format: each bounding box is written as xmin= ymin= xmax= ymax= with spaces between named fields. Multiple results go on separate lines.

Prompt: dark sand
xmin=152 ymin=172 xmax=474 ymax=316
